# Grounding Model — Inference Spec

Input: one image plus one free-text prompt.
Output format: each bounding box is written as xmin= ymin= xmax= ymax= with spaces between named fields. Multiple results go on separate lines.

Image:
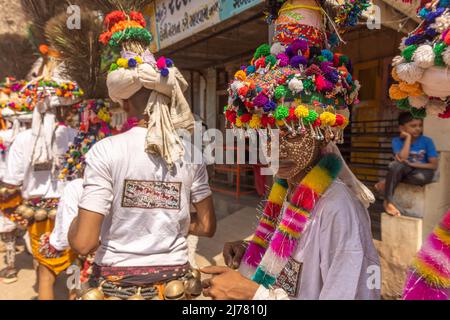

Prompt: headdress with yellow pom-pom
xmin=59 ymin=100 xmax=114 ymax=181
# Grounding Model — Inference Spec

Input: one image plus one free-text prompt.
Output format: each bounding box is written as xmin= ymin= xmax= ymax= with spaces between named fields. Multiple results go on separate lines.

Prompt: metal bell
xmin=15 ymin=205 xmax=28 ymax=216
xmin=34 ymin=209 xmax=48 ymax=222
xmin=184 ymin=277 xmax=202 ymax=297
xmin=164 ymin=280 xmax=186 ymax=300
xmin=47 ymin=208 xmax=57 ymax=220
xmin=0 ymin=187 xmax=7 ymax=195
xmin=6 ymin=188 xmax=17 ymax=195
xmin=21 ymin=207 xmax=35 ymax=219
xmin=128 ymin=287 xmax=145 ymax=300
xmin=81 ymin=287 xmax=105 ymax=300
xmin=191 ymin=269 xmax=201 ymax=280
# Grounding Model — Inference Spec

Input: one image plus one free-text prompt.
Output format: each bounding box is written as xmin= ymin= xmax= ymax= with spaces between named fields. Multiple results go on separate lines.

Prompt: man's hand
xmin=400 ymin=131 xmax=411 ymax=140
xmin=201 ymin=266 xmax=259 ymax=300
xmin=223 ymin=240 xmax=248 ymax=269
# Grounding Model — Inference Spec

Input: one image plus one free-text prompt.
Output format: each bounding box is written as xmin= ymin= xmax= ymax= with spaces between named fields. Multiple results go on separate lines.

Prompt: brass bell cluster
xmin=0 ymin=186 xmax=19 ymax=197
xmin=164 ymin=269 xmax=202 ymax=300
xmin=80 ymin=285 xmax=150 ymax=301
xmin=15 ymin=204 xmax=57 ymax=222
xmin=80 ymin=285 xmax=105 ymax=300
xmin=80 ymin=269 xmax=203 ymax=301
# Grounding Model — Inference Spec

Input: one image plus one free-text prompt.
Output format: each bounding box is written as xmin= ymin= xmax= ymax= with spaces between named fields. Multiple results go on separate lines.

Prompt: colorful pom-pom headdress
xmin=59 ymin=100 xmax=113 ymax=181
xmin=0 ymin=77 xmax=34 ymax=115
xmin=44 ymin=7 xmax=124 ymax=180
xmin=225 ymin=0 xmax=362 ymax=143
xmin=389 ymin=0 xmax=450 ymax=119
xmin=101 ymin=7 xmax=195 ymax=168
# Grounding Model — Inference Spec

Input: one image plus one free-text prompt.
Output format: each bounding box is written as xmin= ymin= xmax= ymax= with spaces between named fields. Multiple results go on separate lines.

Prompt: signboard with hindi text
xmin=155 ymin=0 xmax=220 ymax=49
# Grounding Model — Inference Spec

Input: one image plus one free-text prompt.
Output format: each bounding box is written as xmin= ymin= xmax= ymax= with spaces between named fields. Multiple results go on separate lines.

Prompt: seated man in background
xmin=376 ymin=112 xmax=438 ymax=216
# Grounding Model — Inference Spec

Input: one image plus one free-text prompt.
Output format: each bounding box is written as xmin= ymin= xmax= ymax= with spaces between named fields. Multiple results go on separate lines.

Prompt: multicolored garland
xmin=403 ymin=209 xmax=450 ymax=300
xmin=59 ymin=100 xmax=113 ymax=181
xmin=334 ymin=0 xmax=371 ymax=29
xmin=0 ymin=78 xmax=33 ymax=112
xmin=240 ymin=154 xmax=342 ymax=287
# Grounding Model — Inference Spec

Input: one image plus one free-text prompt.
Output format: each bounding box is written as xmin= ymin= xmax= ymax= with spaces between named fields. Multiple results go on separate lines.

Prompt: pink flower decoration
xmin=156 ymin=57 xmax=167 ymax=70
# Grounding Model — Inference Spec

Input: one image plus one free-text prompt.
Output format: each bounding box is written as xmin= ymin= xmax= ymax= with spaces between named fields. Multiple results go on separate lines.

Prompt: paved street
xmin=0 ymin=195 xmax=259 ymax=300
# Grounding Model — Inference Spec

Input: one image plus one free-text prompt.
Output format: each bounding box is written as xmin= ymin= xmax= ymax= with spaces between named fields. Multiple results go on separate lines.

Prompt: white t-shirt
xmin=3 ymin=126 xmax=78 ymax=199
xmin=253 ymin=180 xmax=381 ymax=300
xmin=79 ymin=127 xmax=212 ymax=267
xmin=0 ymin=129 xmax=13 ymax=180
xmin=50 ymin=178 xmax=84 ymax=251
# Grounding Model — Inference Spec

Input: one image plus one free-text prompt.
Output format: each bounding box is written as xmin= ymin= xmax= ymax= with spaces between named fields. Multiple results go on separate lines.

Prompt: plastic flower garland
xmin=389 ymin=0 xmax=450 ymax=119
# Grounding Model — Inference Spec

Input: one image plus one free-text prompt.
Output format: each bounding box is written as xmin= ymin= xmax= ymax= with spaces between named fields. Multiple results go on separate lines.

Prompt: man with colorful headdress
xmin=43 ymin=100 xmax=114 ymax=297
xmin=0 ymin=78 xmax=33 ymax=284
xmin=68 ymin=8 xmax=216 ymax=300
xmin=200 ymin=0 xmax=380 ymax=300
xmin=1 ymin=46 xmax=83 ymax=299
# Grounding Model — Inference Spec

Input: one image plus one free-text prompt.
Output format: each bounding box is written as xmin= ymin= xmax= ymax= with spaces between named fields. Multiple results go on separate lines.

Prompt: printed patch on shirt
xmin=121 ymin=180 xmax=181 ymax=210
xmin=274 ymin=257 xmax=302 ymax=298
xmin=33 ymin=162 xmax=52 ymax=172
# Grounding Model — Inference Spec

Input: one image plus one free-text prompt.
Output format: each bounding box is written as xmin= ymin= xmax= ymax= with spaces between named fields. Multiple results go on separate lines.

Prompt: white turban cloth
xmin=28 ymin=59 xmax=79 ymax=170
xmin=30 ymin=94 xmax=75 ymax=171
xmin=107 ymin=62 xmax=195 ymax=168
xmin=323 ymin=142 xmax=375 ymax=209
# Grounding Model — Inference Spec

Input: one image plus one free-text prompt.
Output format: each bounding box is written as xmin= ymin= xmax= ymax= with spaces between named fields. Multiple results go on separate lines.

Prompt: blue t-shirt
xmin=392 ymin=135 xmax=438 ymax=163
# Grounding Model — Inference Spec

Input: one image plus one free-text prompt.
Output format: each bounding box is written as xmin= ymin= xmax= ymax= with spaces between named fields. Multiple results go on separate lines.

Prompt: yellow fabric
xmin=0 ymin=194 xmax=22 ymax=211
xmin=29 ymin=219 xmax=76 ymax=276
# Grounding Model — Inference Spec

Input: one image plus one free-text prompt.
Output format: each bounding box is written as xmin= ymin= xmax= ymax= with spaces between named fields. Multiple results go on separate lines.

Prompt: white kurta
xmin=253 ymin=179 xmax=381 ymax=300
xmin=3 ymin=126 xmax=77 ymax=199
xmin=78 ymin=127 xmax=212 ymax=267
xmin=0 ymin=129 xmax=16 ymax=233
xmin=49 ymin=178 xmax=84 ymax=251
xmin=0 ymin=129 xmax=13 ymax=180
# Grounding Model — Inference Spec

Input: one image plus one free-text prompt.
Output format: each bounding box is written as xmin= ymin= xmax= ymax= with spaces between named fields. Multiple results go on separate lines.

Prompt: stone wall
xmin=0 ymin=0 xmax=27 ymax=35
xmin=0 ymin=1 xmax=35 ymax=80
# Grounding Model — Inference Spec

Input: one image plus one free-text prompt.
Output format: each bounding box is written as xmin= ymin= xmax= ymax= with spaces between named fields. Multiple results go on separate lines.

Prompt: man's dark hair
xmin=398 ymin=112 xmax=420 ymax=125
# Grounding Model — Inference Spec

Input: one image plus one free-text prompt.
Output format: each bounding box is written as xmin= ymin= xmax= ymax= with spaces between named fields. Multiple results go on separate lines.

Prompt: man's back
xmin=79 ymin=127 xmax=211 ymax=267
xmin=4 ymin=126 xmax=77 ymax=199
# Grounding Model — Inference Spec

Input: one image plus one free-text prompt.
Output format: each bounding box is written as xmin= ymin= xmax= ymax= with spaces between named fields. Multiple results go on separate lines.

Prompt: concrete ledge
xmin=375 ymin=213 xmax=422 ymax=299
xmin=393 ymin=183 xmax=426 ymax=218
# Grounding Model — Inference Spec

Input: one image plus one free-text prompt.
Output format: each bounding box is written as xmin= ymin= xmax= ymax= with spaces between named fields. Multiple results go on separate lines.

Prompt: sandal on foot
xmin=0 ymin=268 xmax=18 ymax=284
